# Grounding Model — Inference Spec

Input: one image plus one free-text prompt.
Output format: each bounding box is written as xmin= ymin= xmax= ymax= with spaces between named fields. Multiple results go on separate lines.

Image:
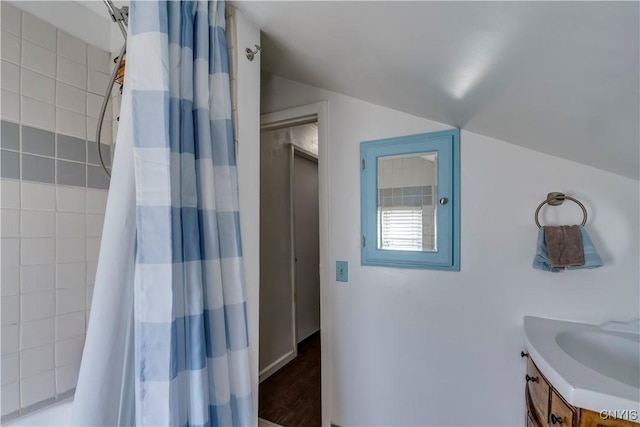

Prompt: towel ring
xmin=534 ymin=193 xmax=587 ymax=229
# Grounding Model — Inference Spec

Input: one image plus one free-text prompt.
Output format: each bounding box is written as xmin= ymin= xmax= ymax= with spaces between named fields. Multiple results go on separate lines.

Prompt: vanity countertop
xmin=524 ymin=316 xmax=640 ymax=415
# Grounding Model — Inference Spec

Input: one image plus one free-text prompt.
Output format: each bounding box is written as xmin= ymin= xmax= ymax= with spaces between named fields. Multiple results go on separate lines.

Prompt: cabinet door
xmin=527 ymin=359 xmax=551 ymax=424
xmin=526 ymin=386 xmax=544 ymax=427
xmin=527 ymin=413 xmax=542 ymax=427
xmin=550 ymin=389 xmax=575 ymax=427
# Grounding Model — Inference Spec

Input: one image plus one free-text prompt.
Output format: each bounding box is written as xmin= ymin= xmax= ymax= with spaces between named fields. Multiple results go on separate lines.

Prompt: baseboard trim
xmin=258 ymin=418 xmax=285 ymax=427
xmin=259 ymin=350 xmax=296 ymax=383
xmin=297 ymin=328 xmax=320 ymax=348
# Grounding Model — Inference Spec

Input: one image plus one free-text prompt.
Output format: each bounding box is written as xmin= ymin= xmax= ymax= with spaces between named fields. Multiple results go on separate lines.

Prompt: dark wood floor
xmin=259 ymin=332 xmax=321 ymax=427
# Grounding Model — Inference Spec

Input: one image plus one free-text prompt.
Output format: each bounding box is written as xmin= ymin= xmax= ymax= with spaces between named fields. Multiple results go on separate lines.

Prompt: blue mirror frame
xmin=360 ymin=129 xmax=460 ymax=270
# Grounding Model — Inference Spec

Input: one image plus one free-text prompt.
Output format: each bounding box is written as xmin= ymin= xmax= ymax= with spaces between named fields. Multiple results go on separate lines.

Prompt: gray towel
xmin=544 ymin=225 xmax=584 ymax=268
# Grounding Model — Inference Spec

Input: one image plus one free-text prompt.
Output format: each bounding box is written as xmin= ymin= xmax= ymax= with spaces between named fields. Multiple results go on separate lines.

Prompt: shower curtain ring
xmin=245 ymin=44 xmax=261 ymax=61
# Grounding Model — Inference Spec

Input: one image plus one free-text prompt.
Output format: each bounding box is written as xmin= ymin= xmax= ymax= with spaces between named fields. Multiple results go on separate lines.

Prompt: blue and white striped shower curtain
xmin=71 ymin=1 xmax=252 ymax=425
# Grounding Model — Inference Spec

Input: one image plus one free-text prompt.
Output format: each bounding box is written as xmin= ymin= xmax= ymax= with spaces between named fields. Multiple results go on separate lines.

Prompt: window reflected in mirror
xmin=377 ymin=152 xmax=437 ymax=252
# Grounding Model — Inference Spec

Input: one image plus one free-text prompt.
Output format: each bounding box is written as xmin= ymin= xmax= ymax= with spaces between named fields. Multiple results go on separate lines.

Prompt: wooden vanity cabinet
xmin=528 ymin=411 xmax=540 ymax=427
xmin=526 ymin=385 xmax=544 ymax=427
xmin=524 ymin=356 xmax=638 ymax=427
xmin=550 ymin=389 xmax=575 ymax=426
xmin=527 ymin=358 xmax=551 ymax=424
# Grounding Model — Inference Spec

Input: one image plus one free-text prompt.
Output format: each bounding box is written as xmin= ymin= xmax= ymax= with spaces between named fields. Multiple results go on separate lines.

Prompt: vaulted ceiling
xmin=17 ymin=1 xmax=639 ymax=179
xmin=235 ymin=1 xmax=639 ymax=179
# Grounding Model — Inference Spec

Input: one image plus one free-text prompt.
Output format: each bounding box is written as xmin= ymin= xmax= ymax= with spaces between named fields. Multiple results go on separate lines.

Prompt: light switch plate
xmin=336 ymin=261 xmax=348 ymax=282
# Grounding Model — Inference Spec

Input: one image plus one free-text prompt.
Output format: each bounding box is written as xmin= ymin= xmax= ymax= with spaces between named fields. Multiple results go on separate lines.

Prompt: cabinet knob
xmin=521 ymin=351 xmax=529 ymax=358
xmin=525 ymin=374 xmax=539 ymax=383
xmin=439 ymin=197 xmax=448 ymax=205
xmin=550 ymin=414 xmax=563 ymax=425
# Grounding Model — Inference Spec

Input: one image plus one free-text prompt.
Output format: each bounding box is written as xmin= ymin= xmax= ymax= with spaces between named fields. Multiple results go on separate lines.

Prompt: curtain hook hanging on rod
xmin=245 ymin=44 xmax=261 ymax=61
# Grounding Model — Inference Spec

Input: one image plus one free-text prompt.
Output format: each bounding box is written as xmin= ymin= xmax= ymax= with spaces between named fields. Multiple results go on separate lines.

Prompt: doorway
xmin=293 ymin=151 xmax=320 ymax=345
xmin=258 ymin=117 xmax=321 ymax=426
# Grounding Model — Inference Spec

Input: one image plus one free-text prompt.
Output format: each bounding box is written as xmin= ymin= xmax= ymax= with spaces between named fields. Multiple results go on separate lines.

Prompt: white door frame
xmin=260 ymin=101 xmax=331 ymax=427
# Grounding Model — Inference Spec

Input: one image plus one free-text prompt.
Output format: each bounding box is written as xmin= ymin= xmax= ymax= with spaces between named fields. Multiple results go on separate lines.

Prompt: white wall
xmin=261 ymin=75 xmax=640 ymax=426
xmin=231 ymin=8 xmax=261 ymax=425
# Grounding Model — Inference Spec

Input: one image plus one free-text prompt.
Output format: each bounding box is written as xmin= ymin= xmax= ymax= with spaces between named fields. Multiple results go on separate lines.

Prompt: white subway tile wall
xmin=20 ymin=292 xmax=55 ymax=322
xmin=1 ymin=180 xmax=20 ymax=208
xmin=57 ymin=31 xmax=87 ymax=65
xmin=0 ymin=2 xmax=114 ymax=419
xmin=2 ymin=296 xmax=19 ymax=325
xmin=1 ymin=209 xmax=20 ymax=238
xmin=21 ymin=211 xmax=56 ymax=238
xmin=1 ymin=31 xmax=21 ymax=64
xmin=1 ymin=60 xmax=20 ymax=92
xmin=1 ymin=239 xmax=20 ymax=267
xmin=21 ymin=182 xmax=55 ymax=210
xmin=1 ymin=266 xmax=20 ymax=296
xmin=56 ymin=186 xmax=85 ymax=213
xmin=55 ymin=313 xmax=85 ymax=341
xmin=56 ymin=57 xmax=86 ymax=91
xmin=2 ymin=353 xmax=19 ymax=385
xmin=21 ymin=97 xmax=56 ymax=131
xmin=85 ymin=214 xmax=105 ymax=237
xmin=56 ymin=263 xmax=85 ymax=289
xmin=1 ymin=3 xmax=21 ymax=36
xmin=55 ymin=359 xmax=81 ymax=395
xmin=20 ymin=371 xmax=55 ymax=408
xmin=20 ymin=318 xmax=54 ymax=351
xmin=56 ymin=83 xmax=86 ymax=115
xmin=21 ymin=13 xmax=56 ymax=52
xmin=87 ymin=68 xmax=110 ymax=96
xmin=1 ymin=89 xmax=20 ymax=122
xmin=56 ymin=107 xmax=87 ymax=139
xmin=20 ymin=344 xmax=54 ymax=379
xmin=21 ymin=264 xmax=55 ymax=295
xmin=87 ymin=45 xmax=110 ymax=73
xmin=20 ymin=238 xmax=56 ymax=266
xmin=1 ymin=382 xmax=20 ymax=417
xmin=22 ymin=41 xmax=56 ymax=78
xmin=56 ymin=213 xmax=86 ymax=238
xmin=2 ymin=325 xmax=20 ymax=355
xmin=21 ymin=69 xmax=55 ymax=104
xmin=56 ymin=238 xmax=86 ymax=264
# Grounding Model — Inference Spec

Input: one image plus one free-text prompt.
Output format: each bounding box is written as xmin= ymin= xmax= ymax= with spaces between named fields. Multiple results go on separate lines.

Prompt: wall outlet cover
xmin=336 ymin=261 xmax=348 ymax=282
